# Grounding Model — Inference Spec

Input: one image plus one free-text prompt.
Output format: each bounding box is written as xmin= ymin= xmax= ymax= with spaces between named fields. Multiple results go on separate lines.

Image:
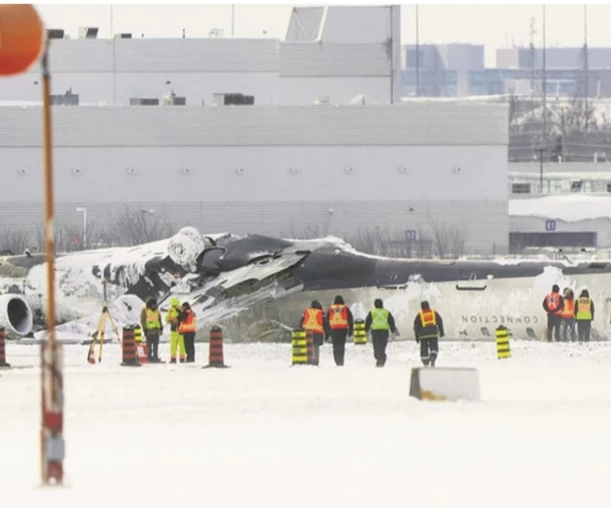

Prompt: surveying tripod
xmin=87 ymin=279 xmax=121 ymax=364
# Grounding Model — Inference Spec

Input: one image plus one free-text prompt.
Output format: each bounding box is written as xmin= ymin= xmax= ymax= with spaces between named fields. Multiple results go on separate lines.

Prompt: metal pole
xmin=40 ymin=40 xmax=65 ymax=486
xmin=389 ymin=5 xmax=394 ymax=104
xmin=231 ymin=4 xmax=235 ymax=37
xmin=111 ymin=5 xmax=116 ymax=105
xmin=83 ymin=208 xmax=87 ymax=248
xmin=542 ymin=4 xmax=547 ymax=149
xmin=415 ymin=4 xmax=420 ymax=96
xmin=584 ymin=4 xmax=589 ymax=130
xmin=539 ymin=148 xmax=544 ymax=193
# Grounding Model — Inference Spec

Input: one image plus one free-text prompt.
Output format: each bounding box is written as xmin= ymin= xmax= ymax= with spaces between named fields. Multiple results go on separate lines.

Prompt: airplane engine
xmin=0 ymin=294 xmax=34 ymax=338
xmin=167 ymin=227 xmax=206 ymax=271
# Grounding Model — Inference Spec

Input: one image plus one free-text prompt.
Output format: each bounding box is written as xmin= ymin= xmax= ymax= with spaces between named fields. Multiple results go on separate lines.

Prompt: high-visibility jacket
xmin=575 ymin=297 xmax=593 ymax=321
xmin=145 ymin=308 xmax=161 ymax=330
xmin=370 ymin=308 xmax=390 ymax=330
xmin=560 ymin=299 xmax=575 ymax=319
xmin=165 ymin=306 xmax=181 ymax=331
xmin=178 ymin=309 xmax=196 ymax=334
xmin=328 ymin=304 xmax=348 ymax=329
xmin=302 ymin=308 xmax=324 ymax=334
xmin=418 ymin=309 xmax=439 ymax=339
xmin=545 ymin=292 xmax=562 ymax=314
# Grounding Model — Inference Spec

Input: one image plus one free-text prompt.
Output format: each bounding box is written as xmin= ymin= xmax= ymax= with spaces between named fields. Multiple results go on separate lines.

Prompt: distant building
xmin=492 ymin=47 xmax=611 ymax=98
xmin=509 ymin=194 xmax=611 ymax=253
xmin=508 ymin=162 xmax=611 ymax=253
xmin=496 ymin=47 xmax=611 ymax=70
xmin=0 ymin=5 xmax=402 ymax=106
xmin=402 ymin=43 xmax=484 ymax=97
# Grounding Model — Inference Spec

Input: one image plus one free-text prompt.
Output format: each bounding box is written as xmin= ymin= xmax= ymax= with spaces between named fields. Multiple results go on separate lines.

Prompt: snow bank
xmin=2 ymin=341 xmax=611 ymax=508
xmin=509 ymin=194 xmax=611 ymax=222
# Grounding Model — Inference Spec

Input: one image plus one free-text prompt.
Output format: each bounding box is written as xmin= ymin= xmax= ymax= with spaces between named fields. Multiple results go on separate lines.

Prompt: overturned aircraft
xmin=1 ymin=226 xmax=610 ymax=343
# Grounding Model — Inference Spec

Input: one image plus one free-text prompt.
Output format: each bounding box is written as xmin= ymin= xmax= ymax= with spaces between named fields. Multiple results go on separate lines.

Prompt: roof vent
xmin=47 ymin=28 xmax=65 ymax=39
xmin=114 ymin=33 xmax=132 ymax=39
xmin=78 ymin=26 xmax=99 ymax=39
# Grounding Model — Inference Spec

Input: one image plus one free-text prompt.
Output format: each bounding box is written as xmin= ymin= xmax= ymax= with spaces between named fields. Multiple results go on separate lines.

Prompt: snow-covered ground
xmin=1 ymin=340 xmax=611 ymax=508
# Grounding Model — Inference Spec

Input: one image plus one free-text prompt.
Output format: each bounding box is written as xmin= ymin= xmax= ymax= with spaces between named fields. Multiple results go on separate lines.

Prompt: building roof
xmin=509 ymin=194 xmax=611 ymax=222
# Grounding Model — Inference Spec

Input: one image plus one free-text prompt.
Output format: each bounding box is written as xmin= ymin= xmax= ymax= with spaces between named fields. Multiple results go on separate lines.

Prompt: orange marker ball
xmin=0 ymin=4 xmax=44 ymax=76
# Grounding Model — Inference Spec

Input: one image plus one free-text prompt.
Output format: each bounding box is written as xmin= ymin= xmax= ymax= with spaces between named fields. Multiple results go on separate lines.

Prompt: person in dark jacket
xmin=542 ymin=284 xmax=564 ymax=342
xmin=413 ymin=300 xmax=444 ymax=367
xmin=177 ymin=302 xmax=196 ymax=362
xmin=559 ymin=288 xmax=576 ymax=342
xmin=326 ymin=295 xmax=354 ymax=366
xmin=364 ymin=298 xmax=398 ymax=367
xmin=140 ymin=297 xmax=163 ymax=362
xmin=299 ymin=300 xmax=328 ymax=366
xmin=574 ymin=289 xmax=595 ymax=342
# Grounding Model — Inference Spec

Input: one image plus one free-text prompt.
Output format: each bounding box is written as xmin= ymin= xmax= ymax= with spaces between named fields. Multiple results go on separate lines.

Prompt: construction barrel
xmin=306 ymin=330 xmax=314 ymax=364
xmin=133 ymin=325 xmax=148 ymax=364
xmin=0 ymin=326 xmax=11 ymax=368
xmin=495 ymin=325 xmax=512 ymax=360
xmin=291 ymin=328 xmax=307 ymax=366
xmin=203 ymin=326 xmax=227 ymax=368
xmin=353 ymin=319 xmax=367 ymax=345
xmin=120 ymin=325 xmax=141 ymax=367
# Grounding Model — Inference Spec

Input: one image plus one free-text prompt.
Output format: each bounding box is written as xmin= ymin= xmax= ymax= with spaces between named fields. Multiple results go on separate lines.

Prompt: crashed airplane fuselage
xmin=1 ymin=227 xmax=611 ymax=342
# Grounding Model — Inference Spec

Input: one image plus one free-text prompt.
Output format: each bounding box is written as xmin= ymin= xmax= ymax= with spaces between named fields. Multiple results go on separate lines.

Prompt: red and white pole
xmin=39 ymin=30 xmax=65 ymax=486
xmin=0 ymin=4 xmax=65 ymax=486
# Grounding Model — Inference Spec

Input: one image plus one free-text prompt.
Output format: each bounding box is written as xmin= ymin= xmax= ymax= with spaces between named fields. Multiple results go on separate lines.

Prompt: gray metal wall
xmin=0 ymin=37 xmax=397 ymax=105
xmin=0 ymin=103 xmax=509 ymax=254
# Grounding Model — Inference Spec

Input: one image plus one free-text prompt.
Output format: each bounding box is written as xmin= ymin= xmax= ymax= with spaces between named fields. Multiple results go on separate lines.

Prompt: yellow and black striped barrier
xmin=291 ymin=328 xmax=308 ymax=366
xmin=134 ymin=325 xmax=143 ymax=343
xmin=354 ymin=319 xmax=367 ymax=345
xmin=495 ymin=325 xmax=511 ymax=359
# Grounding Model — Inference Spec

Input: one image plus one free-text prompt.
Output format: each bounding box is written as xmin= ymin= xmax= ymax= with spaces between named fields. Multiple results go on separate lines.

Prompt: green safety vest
xmin=575 ymin=297 xmax=592 ymax=320
xmin=146 ymin=308 xmax=161 ymax=329
xmin=370 ymin=308 xmax=390 ymax=330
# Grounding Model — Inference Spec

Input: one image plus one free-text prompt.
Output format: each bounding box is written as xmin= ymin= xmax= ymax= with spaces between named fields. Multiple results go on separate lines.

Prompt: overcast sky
xmin=35 ymin=4 xmax=608 ymax=67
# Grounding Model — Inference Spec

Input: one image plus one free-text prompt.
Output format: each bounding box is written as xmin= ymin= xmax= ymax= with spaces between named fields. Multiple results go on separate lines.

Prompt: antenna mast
xmin=584 ymin=4 xmax=589 ymax=131
xmin=415 ymin=4 xmax=420 ymax=97
xmin=542 ymin=5 xmax=547 ymax=151
xmin=529 ymin=17 xmax=537 ymax=97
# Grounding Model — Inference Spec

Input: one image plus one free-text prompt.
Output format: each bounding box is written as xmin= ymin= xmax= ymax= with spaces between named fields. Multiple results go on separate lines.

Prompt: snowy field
xmin=1 ymin=339 xmax=611 ymax=508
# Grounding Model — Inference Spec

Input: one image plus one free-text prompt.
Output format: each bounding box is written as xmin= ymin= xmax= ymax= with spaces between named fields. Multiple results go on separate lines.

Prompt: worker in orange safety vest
xmin=326 ymin=295 xmax=354 ymax=366
xmin=542 ymin=284 xmax=564 ymax=342
xmin=559 ymin=288 xmax=576 ymax=342
xmin=177 ymin=302 xmax=196 ymax=363
xmin=413 ymin=300 xmax=444 ymax=367
xmin=299 ymin=300 xmax=328 ymax=366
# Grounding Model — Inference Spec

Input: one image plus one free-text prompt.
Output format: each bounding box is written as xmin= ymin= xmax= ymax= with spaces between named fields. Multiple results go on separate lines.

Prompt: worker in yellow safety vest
xmin=140 ymin=297 xmax=164 ymax=363
xmin=413 ymin=300 xmax=445 ymax=367
xmin=165 ymin=296 xmax=186 ymax=363
xmin=364 ymin=298 xmax=399 ymax=367
xmin=573 ymin=289 xmax=595 ymax=342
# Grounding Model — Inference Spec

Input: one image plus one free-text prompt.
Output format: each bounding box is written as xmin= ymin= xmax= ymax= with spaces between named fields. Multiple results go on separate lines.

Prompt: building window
xmin=511 ymin=183 xmax=531 ymax=194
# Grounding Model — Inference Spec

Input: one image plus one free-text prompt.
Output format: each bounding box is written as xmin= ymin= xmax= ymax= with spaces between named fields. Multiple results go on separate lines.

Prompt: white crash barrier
xmin=409 ymin=367 xmax=481 ymax=401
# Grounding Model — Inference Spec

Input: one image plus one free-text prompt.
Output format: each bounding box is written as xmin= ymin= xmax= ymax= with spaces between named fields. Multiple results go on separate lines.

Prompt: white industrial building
xmin=509 ymin=195 xmax=611 ymax=253
xmin=0 ymin=5 xmax=402 ymax=107
xmin=0 ymin=101 xmax=509 ymax=255
xmin=508 ymin=161 xmax=611 ymax=253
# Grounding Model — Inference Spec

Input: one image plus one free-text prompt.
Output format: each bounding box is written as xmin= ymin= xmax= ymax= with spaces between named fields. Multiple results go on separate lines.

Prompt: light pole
xmin=76 ymin=207 xmax=87 ymax=248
